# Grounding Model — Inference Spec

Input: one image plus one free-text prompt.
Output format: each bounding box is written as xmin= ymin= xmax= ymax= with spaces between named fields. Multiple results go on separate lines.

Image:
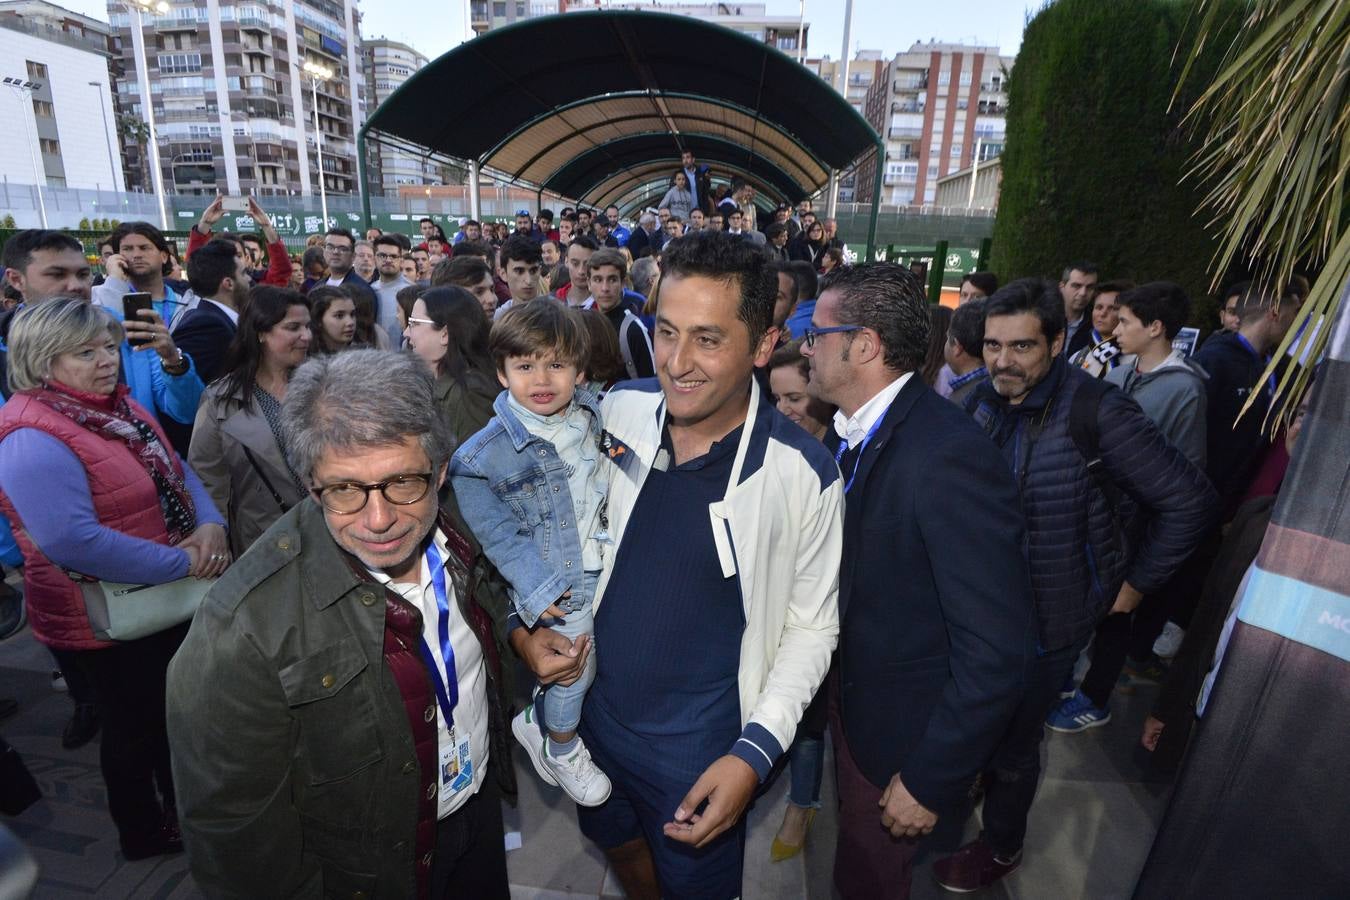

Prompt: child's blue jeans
xmin=540 ymin=569 xmax=601 ymax=734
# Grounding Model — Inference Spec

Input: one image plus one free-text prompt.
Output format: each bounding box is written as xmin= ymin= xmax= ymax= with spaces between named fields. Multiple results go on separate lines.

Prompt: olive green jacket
xmin=166 ymin=493 xmax=514 ymax=899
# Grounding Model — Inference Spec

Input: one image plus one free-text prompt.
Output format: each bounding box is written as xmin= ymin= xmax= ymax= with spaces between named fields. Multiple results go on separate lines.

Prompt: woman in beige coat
xmin=189 ymin=287 xmax=311 ymax=558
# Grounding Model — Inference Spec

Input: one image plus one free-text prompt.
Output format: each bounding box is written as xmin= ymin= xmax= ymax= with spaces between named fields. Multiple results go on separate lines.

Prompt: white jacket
xmin=596 ymin=376 xmax=843 ymax=776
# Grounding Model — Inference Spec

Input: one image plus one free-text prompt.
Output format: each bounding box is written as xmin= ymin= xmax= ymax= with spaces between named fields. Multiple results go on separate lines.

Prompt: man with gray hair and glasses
xmin=167 ymin=349 xmax=516 ymax=899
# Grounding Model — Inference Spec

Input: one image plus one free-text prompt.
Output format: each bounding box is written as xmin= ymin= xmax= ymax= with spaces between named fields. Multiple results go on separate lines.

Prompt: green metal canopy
xmin=359 ymin=9 xmax=884 ymax=251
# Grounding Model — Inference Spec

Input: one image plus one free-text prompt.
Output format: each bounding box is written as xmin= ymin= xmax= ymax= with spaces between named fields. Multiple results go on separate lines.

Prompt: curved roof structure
xmin=360 ymin=10 xmax=881 ymax=214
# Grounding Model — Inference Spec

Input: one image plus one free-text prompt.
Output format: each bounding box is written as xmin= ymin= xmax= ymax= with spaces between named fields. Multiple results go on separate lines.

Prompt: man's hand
xmin=179 ymin=524 xmax=230 ymax=579
xmin=197 ymin=194 xmax=225 ymax=234
xmin=104 ymin=253 xmax=128 ymax=283
xmin=509 ymin=625 xmax=590 ymax=686
xmin=123 ymin=309 xmax=179 ymax=361
xmin=1141 ymin=714 xmax=1165 ymax=752
xmin=663 ymin=755 xmax=758 ymax=848
xmin=247 ymin=195 xmax=279 ymax=244
xmin=1111 ymin=581 xmax=1144 ymax=615
xmin=879 ymin=773 xmax=938 ymax=839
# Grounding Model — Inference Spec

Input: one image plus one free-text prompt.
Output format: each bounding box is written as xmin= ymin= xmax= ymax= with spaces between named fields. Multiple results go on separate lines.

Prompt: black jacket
xmin=1193 ymin=330 xmax=1277 ymax=516
xmin=0 ymin=306 xmax=17 ymax=401
xmin=626 ymin=227 xmax=664 ymax=260
xmin=967 ymin=357 xmax=1216 ymax=650
xmin=171 ymin=299 xmax=237 ymax=386
xmin=834 ymin=375 xmax=1035 ymax=811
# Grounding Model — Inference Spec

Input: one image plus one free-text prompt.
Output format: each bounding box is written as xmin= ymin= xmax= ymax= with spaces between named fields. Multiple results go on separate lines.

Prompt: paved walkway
xmin=1 ymin=586 xmax=1171 ymax=899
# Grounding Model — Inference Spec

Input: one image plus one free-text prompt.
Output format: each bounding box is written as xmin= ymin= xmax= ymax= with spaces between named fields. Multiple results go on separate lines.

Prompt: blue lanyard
xmin=834 ymin=414 xmax=885 ymax=494
xmin=414 ymin=542 xmax=458 ymax=731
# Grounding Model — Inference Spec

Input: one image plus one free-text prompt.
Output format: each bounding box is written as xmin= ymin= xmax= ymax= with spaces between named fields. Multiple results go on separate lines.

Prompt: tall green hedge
xmin=991 ymin=0 xmax=1244 ymax=319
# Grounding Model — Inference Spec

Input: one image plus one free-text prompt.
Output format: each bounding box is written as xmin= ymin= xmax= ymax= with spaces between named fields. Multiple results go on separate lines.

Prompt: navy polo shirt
xmin=583 ymin=424 xmax=746 ymax=782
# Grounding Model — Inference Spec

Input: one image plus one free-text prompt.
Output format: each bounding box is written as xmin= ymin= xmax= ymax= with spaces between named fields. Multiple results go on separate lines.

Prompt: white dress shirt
xmin=832 ymin=372 xmax=913 ymax=449
xmin=201 ymin=297 xmax=239 ymax=326
xmin=367 ymin=528 xmax=489 ymax=819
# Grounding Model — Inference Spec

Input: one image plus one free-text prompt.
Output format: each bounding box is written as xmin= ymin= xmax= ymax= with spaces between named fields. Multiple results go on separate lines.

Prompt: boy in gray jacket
xmin=1107 ymin=282 xmax=1208 ymax=468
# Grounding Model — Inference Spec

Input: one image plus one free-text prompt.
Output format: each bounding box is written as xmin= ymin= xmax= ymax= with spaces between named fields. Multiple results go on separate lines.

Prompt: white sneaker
xmin=1153 ymin=622 xmax=1185 ymax=659
xmin=542 ymin=737 xmax=612 ymax=808
xmin=510 ymin=706 xmax=612 ymax=806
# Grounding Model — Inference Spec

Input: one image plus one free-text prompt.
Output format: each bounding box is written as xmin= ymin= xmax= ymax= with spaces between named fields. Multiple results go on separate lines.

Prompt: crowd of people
xmin=0 ymin=166 xmax=1317 ymax=900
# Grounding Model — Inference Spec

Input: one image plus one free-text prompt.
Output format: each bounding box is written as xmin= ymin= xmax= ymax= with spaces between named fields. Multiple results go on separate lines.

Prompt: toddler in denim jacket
xmin=449 ymin=300 xmax=612 ymax=806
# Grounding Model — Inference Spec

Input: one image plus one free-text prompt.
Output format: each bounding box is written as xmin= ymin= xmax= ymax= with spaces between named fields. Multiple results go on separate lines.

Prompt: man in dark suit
xmin=176 ymin=238 xmax=247 ymax=386
xmin=802 ymin=263 xmax=1034 ymax=899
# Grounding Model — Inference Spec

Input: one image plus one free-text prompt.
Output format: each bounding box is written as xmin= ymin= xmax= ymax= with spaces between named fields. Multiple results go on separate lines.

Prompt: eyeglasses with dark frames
xmin=803 ymin=324 xmax=863 ymax=348
xmin=311 ymin=472 xmax=433 ymax=513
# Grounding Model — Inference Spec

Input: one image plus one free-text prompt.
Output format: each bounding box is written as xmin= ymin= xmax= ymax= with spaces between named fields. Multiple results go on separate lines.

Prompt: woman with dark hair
xmin=299 ymin=246 xmax=326 ymax=293
xmin=346 ymin=285 xmax=390 ymax=349
xmin=921 ymin=304 xmax=954 ymax=387
xmin=395 ymin=283 xmax=425 ymax=337
xmin=789 ymin=220 xmax=827 ymax=267
xmin=578 ymin=308 xmax=626 ymax=398
xmin=403 ymin=286 xmax=499 ymax=446
xmin=307 ymin=286 xmax=357 ymax=356
xmin=188 ymin=287 xmax=311 ymax=557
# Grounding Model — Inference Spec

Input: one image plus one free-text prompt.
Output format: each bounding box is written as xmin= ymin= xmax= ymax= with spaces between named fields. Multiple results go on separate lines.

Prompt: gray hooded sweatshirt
xmin=1106 ymin=349 xmax=1208 ymax=469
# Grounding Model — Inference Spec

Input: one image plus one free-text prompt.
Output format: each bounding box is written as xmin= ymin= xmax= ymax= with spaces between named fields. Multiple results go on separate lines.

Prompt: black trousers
xmin=66 ymin=623 xmax=188 ymax=848
xmin=429 ymin=765 xmax=509 ymax=900
xmin=50 ymin=646 xmax=96 ymax=705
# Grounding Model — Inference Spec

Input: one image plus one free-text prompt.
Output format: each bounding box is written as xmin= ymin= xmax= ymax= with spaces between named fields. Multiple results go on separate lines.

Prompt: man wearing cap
xmin=514 ymin=210 xmax=542 ymax=244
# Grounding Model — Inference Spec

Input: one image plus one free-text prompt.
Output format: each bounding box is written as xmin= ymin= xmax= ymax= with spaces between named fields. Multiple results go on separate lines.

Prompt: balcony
xmin=159 ymin=108 xmax=219 ymax=122
xmin=883 ymin=174 xmax=918 ymax=186
xmin=891 ymin=101 xmax=921 ymax=114
xmin=239 ymin=14 xmax=270 ymax=30
xmin=888 ymin=127 xmax=924 ymax=141
xmin=885 ymin=149 xmax=918 ymax=161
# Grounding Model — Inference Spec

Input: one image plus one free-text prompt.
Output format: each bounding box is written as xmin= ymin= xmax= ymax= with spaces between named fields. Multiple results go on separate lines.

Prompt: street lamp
xmin=123 ymin=0 xmax=171 ymax=230
xmin=88 ymin=81 xmax=120 ymax=191
xmin=3 ymin=76 xmax=48 ymax=228
xmin=302 ymin=59 xmax=334 ymax=227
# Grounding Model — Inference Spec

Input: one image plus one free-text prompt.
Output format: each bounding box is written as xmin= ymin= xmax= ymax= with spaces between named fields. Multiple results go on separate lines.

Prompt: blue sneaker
xmin=1046 ymin=689 xmax=1111 ymax=733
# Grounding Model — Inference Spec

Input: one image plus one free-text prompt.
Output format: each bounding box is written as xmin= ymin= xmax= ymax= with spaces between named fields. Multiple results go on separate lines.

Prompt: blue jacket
xmin=967 ymin=356 xmax=1216 ymax=650
xmin=448 ymin=388 xmax=604 ymax=626
xmin=834 ymin=375 xmax=1035 ymax=807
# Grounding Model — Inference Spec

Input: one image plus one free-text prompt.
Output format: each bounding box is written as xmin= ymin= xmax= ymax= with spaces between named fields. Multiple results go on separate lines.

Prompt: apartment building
xmin=363 ymin=37 xmax=459 ymax=194
xmin=0 ymin=0 xmax=124 ymax=191
xmin=109 ymin=0 xmax=364 ymax=198
xmin=858 ymin=41 xmax=1012 ymax=207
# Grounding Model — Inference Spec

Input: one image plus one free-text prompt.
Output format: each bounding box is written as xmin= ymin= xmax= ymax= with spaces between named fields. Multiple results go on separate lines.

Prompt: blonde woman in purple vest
xmin=0 ymin=298 xmax=227 ymax=861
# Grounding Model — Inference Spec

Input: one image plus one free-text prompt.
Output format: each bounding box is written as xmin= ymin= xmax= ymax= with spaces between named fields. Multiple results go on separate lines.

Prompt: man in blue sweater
xmin=510 ymin=231 xmax=842 ymax=899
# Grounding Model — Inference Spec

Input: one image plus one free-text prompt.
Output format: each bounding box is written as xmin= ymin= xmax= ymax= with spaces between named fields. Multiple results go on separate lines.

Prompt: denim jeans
xmin=786 ymin=734 xmax=826 ymax=809
xmin=540 ymin=569 xmax=601 ymax=734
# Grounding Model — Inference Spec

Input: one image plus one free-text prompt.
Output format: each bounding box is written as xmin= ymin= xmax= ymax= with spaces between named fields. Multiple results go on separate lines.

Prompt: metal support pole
xmin=929 ymin=240 xmax=948 ymax=304
xmin=469 ymin=161 xmax=481 ymax=221
xmin=311 ymin=76 xmax=328 ymax=227
xmin=357 ymin=127 xmax=372 ymax=231
xmin=828 ymin=0 xmax=855 ymax=220
xmin=967 ymin=138 xmax=983 ymax=209
xmin=976 ymin=237 xmax=992 ymax=272
xmin=127 ymin=4 xmax=168 ymax=230
xmin=12 ymin=85 xmax=47 ymax=228
xmin=90 ymin=81 xmax=119 ymax=190
xmin=865 ymin=143 xmax=883 ymax=260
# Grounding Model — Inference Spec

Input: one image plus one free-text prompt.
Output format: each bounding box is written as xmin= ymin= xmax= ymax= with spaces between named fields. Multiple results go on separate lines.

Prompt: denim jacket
xmin=449 ymin=387 xmax=605 ymax=626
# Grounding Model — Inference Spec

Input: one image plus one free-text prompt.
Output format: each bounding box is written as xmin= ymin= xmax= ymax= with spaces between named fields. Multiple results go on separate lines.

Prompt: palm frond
xmin=1176 ymin=0 xmax=1350 ymax=423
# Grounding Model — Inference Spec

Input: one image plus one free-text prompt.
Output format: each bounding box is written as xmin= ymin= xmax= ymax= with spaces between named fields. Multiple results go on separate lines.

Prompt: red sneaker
xmin=933 ymin=838 xmax=1021 ymax=892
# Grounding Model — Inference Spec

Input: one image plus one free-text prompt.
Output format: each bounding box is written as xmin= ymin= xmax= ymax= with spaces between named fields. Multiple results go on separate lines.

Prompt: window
xmin=158 ymin=53 xmax=203 ymax=74
xmin=937 ymin=71 xmax=950 ymax=87
xmin=26 ymin=61 xmax=47 ymax=80
xmin=950 ymin=143 xmax=962 ymax=158
xmin=515 ymin=1 xmax=525 ymax=16
xmin=927 ymin=165 xmax=938 ymax=179
xmin=39 ymin=137 xmax=60 ymax=155
xmin=960 ymin=72 xmax=972 ymax=86
xmin=492 ymin=1 xmax=506 ymax=16
xmin=776 ymin=35 xmax=797 ymax=51
xmin=32 ymin=100 xmax=54 ymax=118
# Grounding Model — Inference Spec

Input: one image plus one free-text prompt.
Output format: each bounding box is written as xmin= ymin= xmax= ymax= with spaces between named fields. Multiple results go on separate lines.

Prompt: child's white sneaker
xmin=542 ymin=737 xmax=611 ymax=808
xmin=510 ymin=705 xmax=611 ymax=806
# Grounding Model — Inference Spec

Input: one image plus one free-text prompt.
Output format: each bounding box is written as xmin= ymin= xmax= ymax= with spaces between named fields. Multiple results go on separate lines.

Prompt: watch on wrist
xmin=161 ymin=349 xmax=188 ymax=374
